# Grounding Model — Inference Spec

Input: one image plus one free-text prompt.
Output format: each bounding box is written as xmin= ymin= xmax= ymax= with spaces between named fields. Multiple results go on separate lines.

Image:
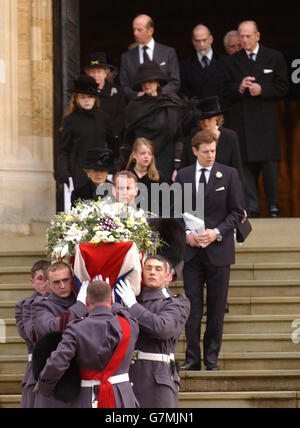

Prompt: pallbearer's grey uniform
xmin=36 ymin=305 xmax=139 ymax=408
xmin=129 ymin=288 xmax=190 ymax=408
xmin=15 ymin=292 xmax=40 ymax=408
xmin=32 ymin=292 xmax=88 ymax=408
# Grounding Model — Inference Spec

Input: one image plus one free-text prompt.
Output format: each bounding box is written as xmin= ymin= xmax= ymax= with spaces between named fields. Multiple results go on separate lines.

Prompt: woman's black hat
xmin=195 ymin=96 xmax=227 ymax=120
xmin=83 ymin=148 xmax=114 ymax=171
xmin=85 ymin=51 xmax=115 ymax=71
xmin=68 ymin=75 xmax=100 ymax=96
xmin=132 ymin=61 xmax=168 ymax=91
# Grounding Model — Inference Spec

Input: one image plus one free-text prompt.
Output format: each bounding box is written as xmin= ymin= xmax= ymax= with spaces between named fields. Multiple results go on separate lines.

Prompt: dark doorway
xmin=54 ymin=0 xmax=300 ymax=215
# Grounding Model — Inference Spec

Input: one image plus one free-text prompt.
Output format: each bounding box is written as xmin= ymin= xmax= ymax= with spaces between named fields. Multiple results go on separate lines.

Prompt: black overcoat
xmin=221 ymin=45 xmax=289 ymax=162
xmin=59 ymin=107 xmax=114 ymax=189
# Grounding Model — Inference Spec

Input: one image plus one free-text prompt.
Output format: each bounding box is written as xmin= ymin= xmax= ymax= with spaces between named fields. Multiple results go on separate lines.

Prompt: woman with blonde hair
xmin=126 ymin=137 xmax=164 ymax=213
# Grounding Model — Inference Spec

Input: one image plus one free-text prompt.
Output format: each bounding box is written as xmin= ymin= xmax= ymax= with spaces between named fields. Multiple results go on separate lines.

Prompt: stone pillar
xmin=0 ymin=0 xmax=55 ymax=246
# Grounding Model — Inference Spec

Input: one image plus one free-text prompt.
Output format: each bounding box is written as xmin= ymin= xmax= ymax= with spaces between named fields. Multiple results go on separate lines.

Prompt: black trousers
xmin=244 ymin=161 xmax=278 ymax=213
xmin=183 ymin=249 xmax=230 ymax=366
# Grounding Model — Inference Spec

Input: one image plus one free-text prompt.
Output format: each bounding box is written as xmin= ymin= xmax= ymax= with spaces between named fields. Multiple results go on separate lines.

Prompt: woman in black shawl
xmin=119 ymin=61 xmax=184 ymax=183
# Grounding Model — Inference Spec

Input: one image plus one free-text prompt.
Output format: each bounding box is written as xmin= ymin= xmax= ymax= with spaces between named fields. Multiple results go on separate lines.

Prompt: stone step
xmin=3 ymin=314 xmax=298 ymax=337
xmin=3 ymin=296 xmax=300 ymax=319
xmin=171 ymin=279 xmax=300 ymax=298
xmin=0 ymin=284 xmax=33 ymax=301
xmin=0 ymin=391 xmax=298 ymax=408
xmin=0 ymin=268 xmax=31 ymax=284
xmin=230 ymin=263 xmax=300 ymax=281
xmin=0 ymin=252 xmax=46 ymax=268
xmin=179 ymin=370 xmax=300 ymax=393
xmin=176 ymin=333 xmax=298 ymax=354
xmin=0 ymin=337 xmax=27 ymax=355
xmin=174 ymin=352 xmax=300 ymax=370
xmin=179 ymin=391 xmax=300 ymax=408
xmin=0 ymin=356 xmax=28 ymax=373
xmin=0 ymin=374 xmax=23 ymax=394
xmin=235 ymin=246 xmax=300 ymax=263
xmin=0 ymin=395 xmax=21 ymax=409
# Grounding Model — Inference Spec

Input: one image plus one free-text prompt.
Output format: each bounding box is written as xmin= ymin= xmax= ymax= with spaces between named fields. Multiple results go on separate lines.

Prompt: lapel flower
xmin=216 ymin=171 xmax=223 ymax=179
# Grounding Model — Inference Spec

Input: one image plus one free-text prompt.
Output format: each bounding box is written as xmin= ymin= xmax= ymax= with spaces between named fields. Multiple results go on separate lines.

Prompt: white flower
xmin=216 ymin=171 xmax=223 ymax=179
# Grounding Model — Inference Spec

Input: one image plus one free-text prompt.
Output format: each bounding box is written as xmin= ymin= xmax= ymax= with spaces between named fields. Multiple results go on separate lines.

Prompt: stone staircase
xmin=0 ymin=219 xmax=300 ymax=408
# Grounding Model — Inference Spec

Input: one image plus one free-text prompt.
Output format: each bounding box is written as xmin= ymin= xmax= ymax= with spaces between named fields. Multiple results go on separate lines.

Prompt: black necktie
xmin=249 ymin=52 xmax=255 ymax=62
xmin=199 ymin=168 xmax=207 ymax=191
xmin=202 ymin=56 xmax=209 ymax=68
xmin=143 ymin=46 xmax=151 ymax=63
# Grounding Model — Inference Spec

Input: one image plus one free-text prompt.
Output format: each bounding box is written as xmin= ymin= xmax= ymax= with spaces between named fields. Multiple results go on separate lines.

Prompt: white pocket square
xmin=264 ymin=69 xmax=273 ymax=74
xmin=160 ymin=61 xmax=166 ymax=66
xmin=216 ymin=187 xmax=225 ymax=192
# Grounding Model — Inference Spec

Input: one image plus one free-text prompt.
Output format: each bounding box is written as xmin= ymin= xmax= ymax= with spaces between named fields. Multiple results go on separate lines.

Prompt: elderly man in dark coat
xmin=32 ymin=262 xmax=88 ymax=408
xmin=116 ymin=255 xmax=190 ymax=408
xmin=221 ymin=20 xmax=289 ymax=218
xmin=35 ymin=280 xmax=139 ymax=408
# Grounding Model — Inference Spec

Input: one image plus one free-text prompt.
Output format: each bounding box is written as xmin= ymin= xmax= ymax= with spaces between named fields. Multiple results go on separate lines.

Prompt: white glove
xmin=77 ymin=280 xmax=89 ymax=305
xmin=115 ymin=279 xmax=137 ymax=308
xmin=93 ymin=274 xmax=110 ymax=285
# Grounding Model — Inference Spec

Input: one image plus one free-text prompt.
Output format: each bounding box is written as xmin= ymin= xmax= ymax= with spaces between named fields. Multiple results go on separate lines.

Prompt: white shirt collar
xmin=139 ymin=38 xmax=155 ymax=62
xmin=246 ymin=43 xmax=259 ymax=57
xmin=197 ymin=161 xmax=213 ymax=172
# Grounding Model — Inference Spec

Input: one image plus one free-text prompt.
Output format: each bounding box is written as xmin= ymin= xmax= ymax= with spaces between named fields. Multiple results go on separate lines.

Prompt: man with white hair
xmin=223 ymin=30 xmax=242 ymax=55
xmin=180 ymin=24 xmax=225 ymax=99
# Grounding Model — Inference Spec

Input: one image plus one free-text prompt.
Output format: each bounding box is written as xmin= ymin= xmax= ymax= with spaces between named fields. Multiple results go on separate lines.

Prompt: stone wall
xmin=0 ymin=0 xmax=55 ymax=239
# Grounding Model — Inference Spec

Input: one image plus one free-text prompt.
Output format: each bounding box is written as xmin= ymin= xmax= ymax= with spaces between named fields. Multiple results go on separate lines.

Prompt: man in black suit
xmin=221 ymin=20 xmax=289 ymax=218
xmin=180 ymin=24 xmax=225 ymax=100
xmin=176 ymin=129 xmax=244 ymax=371
xmin=120 ymin=14 xmax=180 ymax=101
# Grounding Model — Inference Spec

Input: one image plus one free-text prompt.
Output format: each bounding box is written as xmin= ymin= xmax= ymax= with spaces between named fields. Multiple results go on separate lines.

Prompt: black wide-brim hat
xmin=67 ymin=75 xmax=100 ymax=97
xmin=132 ymin=61 xmax=168 ymax=91
xmin=83 ymin=148 xmax=114 ymax=171
xmin=195 ymin=96 xmax=228 ymax=120
xmin=85 ymin=51 xmax=115 ymax=71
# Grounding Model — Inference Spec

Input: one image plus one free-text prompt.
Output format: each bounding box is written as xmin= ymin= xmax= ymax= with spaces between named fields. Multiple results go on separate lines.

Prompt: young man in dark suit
xmin=120 ymin=14 xmax=180 ymax=101
xmin=176 ymin=129 xmax=245 ymax=371
xmin=221 ymin=20 xmax=289 ymax=218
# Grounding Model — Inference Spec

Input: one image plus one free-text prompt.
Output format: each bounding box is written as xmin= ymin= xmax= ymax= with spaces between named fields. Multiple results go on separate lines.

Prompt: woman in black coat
xmin=181 ymin=96 xmax=245 ymax=185
xmin=59 ymin=75 xmax=115 ymax=189
xmin=120 ymin=61 xmax=184 ymax=184
xmin=71 ymin=148 xmax=113 ymax=207
xmin=84 ymin=52 xmax=126 ymax=141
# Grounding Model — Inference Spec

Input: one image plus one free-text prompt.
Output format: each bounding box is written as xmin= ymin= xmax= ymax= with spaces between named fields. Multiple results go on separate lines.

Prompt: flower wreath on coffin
xmin=46 ymin=198 xmax=161 ymax=299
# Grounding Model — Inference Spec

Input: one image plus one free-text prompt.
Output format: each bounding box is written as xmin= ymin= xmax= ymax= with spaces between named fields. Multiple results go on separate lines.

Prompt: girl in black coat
xmin=59 ymin=75 xmax=115 ymax=189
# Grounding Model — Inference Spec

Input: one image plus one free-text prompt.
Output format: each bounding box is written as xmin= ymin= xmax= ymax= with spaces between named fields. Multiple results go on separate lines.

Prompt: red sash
xmin=79 ymin=316 xmax=131 ymax=408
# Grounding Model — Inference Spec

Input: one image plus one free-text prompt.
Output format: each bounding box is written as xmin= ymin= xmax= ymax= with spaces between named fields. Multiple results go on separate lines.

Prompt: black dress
xmin=98 ymin=81 xmax=126 ymax=141
xmin=71 ymin=179 xmax=112 ymax=207
xmin=121 ymin=94 xmax=184 ymax=183
xmin=59 ymin=107 xmax=114 ymax=189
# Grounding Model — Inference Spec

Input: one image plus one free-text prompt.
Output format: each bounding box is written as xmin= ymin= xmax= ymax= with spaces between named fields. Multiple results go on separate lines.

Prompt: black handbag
xmin=236 ymin=219 xmax=252 ymax=243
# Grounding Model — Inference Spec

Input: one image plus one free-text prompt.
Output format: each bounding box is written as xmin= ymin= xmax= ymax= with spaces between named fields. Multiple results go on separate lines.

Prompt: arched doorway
xmin=53 ymin=0 xmax=300 ymax=216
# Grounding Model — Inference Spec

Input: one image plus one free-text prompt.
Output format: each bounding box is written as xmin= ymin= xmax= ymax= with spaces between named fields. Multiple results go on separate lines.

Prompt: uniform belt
xmin=134 ymin=350 xmax=175 ymax=363
xmin=81 ymin=373 xmax=129 ymax=388
xmin=28 ymin=354 xmax=32 ymax=362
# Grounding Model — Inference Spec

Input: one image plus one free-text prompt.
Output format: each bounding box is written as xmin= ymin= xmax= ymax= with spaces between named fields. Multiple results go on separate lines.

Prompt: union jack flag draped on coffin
xmin=73 ymin=242 xmax=142 ymax=301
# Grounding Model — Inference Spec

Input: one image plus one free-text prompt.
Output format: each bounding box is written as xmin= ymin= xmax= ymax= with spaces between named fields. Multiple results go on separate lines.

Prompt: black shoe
xmin=269 ymin=205 xmax=280 ymax=218
xmin=179 ymin=362 xmax=201 ymax=371
xmin=205 ymin=363 xmax=220 ymax=371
